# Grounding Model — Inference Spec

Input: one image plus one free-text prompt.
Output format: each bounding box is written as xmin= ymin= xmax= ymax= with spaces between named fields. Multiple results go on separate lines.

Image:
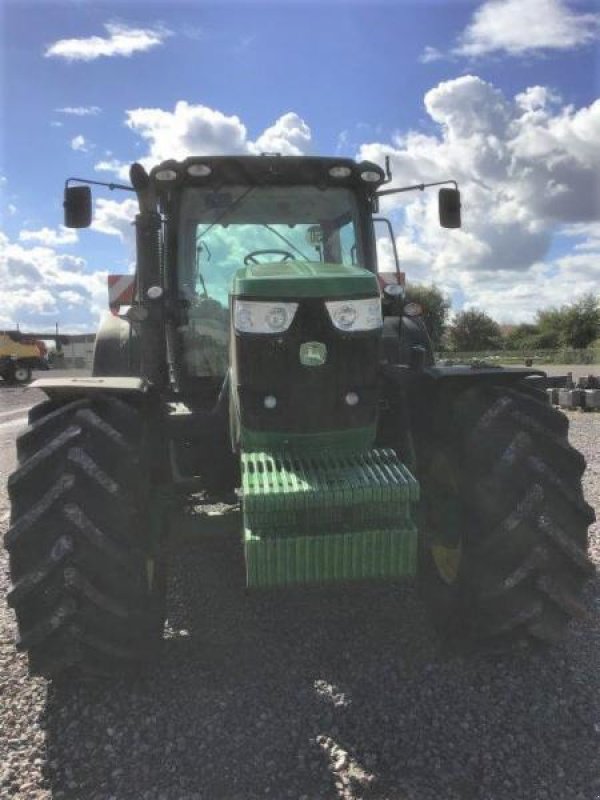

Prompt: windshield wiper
xmin=262 ymin=224 xmax=311 ymax=261
xmin=194 ymin=245 xmax=209 ymax=297
xmin=197 ymin=186 xmax=312 ymax=262
xmin=197 ymin=185 xmax=256 ymax=240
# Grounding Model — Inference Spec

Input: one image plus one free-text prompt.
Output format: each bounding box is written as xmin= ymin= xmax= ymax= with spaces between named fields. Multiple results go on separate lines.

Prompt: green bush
xmin=440 ymin=347 xmax=600 ymax=366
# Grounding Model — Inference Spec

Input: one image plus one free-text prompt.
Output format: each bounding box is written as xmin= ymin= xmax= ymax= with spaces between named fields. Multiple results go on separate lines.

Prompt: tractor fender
xmin=422 ymin=364 xmax=546 ymax=384
xmin=28 ymin=375 xmax=149 ymax=400
xmin=92 ymin=312 xmax=140 ymax=377
xmin=383 ymin=315 xmax=435 ymax=367
xmin=380 ymin=362 xmax=548 ymax=473
xmin=26 ymin=315 xmax=146 ymax=400
xmin=382 ymin=362 xmax=546 ymax=391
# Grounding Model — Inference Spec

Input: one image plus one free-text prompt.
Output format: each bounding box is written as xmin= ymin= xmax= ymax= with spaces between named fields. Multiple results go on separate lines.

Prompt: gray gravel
xmin=1 ymin=383 xmax=599 ymax=800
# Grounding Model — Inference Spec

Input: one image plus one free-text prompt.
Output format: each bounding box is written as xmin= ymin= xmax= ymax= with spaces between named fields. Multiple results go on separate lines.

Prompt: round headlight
xmin=265 ymin=306 xmax=289 ymax=331
xmin=155 ymin=169 xmax=178 ymax=181
xmin=333 ymin=304 xmax=358 ymax=330
xmin=187 ymin=164 xmax=212 ymax=177
xmin=360 ymin=170 xmax=382 ymax=183
xmin=404 ymin=302 xmax=423 ymax=317
xmin=147 ymin=285 xmax=163 ymax=300
xmin=329 ymin=165 xmax=352 ymax=178
xmin=235 ymin=306 xmax=253 ymax=330
xmin=383 ymin=283 xmax=405 ymax=298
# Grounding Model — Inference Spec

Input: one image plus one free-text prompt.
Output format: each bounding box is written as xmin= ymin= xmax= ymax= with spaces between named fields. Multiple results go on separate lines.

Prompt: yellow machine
xmin=0 ymin=331 xmax=48 ymax=383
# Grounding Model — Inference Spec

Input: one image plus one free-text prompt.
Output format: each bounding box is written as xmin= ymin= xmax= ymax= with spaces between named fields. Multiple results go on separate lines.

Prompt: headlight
xmin=234 ymin=300 xmax=299 ymax=334
xmin=325 ymin=298 xmax=382 ymax=332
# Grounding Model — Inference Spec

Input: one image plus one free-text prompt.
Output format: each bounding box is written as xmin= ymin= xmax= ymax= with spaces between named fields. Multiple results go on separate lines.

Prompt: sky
xmin=1 ymin=0 xmax=599 ymax=332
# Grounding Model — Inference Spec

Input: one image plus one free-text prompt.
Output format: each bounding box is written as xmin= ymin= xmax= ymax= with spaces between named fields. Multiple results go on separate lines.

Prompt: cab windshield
xmin=176 ymin=184 xmax=363 ymax=377
xmin=177 ymin=185 xmax=363 ymax=306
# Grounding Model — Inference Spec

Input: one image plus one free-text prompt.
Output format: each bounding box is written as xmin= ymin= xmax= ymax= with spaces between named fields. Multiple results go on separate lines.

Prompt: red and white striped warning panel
xmin=107 ymin=274 xmax=135 ymax=308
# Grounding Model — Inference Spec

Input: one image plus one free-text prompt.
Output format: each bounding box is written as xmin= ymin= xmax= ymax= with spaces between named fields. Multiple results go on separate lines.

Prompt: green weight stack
xmin=241 ymin=448 xmax=419 ymax=587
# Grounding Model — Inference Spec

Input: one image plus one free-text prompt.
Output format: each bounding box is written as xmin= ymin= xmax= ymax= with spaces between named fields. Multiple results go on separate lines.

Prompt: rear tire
xmin=5 ymin=394 xmax=167 ymax=677
xmin=418 ymin=382 xmax=595 ymax=643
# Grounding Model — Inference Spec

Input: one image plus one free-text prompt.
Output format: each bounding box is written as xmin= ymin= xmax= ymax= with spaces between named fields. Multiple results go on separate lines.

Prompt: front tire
xmin=418 ymin=382 xmax=595 ymax=643
xmin=5 ymin=394 xmax=167 ymax=677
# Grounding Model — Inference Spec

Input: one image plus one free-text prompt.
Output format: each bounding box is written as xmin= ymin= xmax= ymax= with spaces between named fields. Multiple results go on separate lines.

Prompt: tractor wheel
xmin=418 ymin=381 xmax=595 ymax=644
xmin=5 ymin=394 xmax=168 ymax=677
xmin=13 ymin=364 xmax=32 ymax=384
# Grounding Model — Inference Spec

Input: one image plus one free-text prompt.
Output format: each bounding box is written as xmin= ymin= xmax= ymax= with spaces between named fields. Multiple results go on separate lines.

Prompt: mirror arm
xmin=65 ymin=177 xmax=135 ymax=193
xmin=376 ymin=179 xmax=458 ymax=198
xmin=373 ymin=217 xmax=401 ymax=277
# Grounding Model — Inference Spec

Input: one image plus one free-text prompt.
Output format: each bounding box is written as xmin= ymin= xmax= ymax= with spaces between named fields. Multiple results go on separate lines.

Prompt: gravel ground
xmin=0 ymin=382 xmax=599 ymax=800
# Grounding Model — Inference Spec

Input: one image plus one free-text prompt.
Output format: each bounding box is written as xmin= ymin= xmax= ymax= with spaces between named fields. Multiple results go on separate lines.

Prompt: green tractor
xmin=5 ymin=155 xmax=595 ymax=677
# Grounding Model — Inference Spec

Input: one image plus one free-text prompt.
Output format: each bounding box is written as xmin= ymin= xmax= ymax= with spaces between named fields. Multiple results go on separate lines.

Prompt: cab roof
xmin=149 ymin=155 xmax=385 ymax=191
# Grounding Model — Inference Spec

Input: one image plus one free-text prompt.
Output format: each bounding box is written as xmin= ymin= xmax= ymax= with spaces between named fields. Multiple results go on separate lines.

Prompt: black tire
xmin=13 ymin=363 xmax=32 ymax=384
xmin=418 ymin=381 xmax=595 ymax=644
xmin=5 ymin=394 xmax=167 ymax=677
xmin=1 ymin=360 xmax=17 ymax=384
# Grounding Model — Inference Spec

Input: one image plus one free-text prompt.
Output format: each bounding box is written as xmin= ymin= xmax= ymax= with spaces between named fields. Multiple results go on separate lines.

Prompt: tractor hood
xmin=231 ymin=261 xmax=379 ymax=300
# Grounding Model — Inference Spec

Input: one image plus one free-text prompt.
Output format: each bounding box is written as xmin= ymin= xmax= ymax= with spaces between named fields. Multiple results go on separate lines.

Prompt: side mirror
xmin=64 ymin=185 xmax=92 ymax=228
xmin=439 ymin=187 xmax=461 ymax=229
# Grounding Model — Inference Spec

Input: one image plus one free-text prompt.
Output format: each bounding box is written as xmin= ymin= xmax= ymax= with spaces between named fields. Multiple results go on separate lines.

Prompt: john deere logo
xmin=299 ymin=341 xmax=327 ymax=367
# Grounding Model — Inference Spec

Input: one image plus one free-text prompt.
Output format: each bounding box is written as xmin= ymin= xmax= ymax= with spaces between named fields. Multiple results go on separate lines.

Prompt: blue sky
xmin=1 ymin=0 xmax=599 ymax=331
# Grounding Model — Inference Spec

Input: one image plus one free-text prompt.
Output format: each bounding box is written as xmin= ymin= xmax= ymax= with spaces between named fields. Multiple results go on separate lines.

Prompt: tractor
xmin=0 ymin=330 xmax=49 ymax=384
xmin=5 ymin=155 xmax=595 ymax=677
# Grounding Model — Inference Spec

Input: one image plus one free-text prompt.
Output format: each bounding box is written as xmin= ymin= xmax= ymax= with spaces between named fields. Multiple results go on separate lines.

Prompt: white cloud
xmin=19 ymin=225 xmax=78 ymax=247
xmin=94 ymin=158 xmax=130 ymax=180
xmin=125 ymin=102 xmax=249 ymax=163
xmin=452 ymin=253 xmax=600 ymax=322
xmin=562 ymin=221 xmax=600 ymax=252
xmin=124 ymin=102 xmax=312 ymax=168
xmin=251 ymin=113 xmax=311 ymax=155
xmin=91 ymin=198 xmax=138 ymax=245
xmin=419 ymin=46 xmax=443 ymax=64
xmin=0 ymin=232 xmax=107 ymax=330
xmin=358 ymin=74 xmax=600 ymax=321
xmin=56 ymin=106 xmax=101 ymax=116
xmin=514 ymin=86 xmax=561 ymax=113
xmin=71 ymin=135 xmax=90 ymax=152
xmin=7 ymin=204 xmax=17 ymax=216
xmin=45 ymin=22 xmax=172 ymax=62
xmin=58 ymin=289 xmax=87 ymax=306
xmin=454 ymin=0 xmax=600 ymax=57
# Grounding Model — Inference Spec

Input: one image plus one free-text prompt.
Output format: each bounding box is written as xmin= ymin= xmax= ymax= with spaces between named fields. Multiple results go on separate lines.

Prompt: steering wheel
xmin=243 ymin=249 xmax=296 ymax=266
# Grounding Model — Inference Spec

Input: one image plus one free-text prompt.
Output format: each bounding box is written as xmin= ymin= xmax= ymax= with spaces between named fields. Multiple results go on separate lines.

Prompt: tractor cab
xmin=173 ymin=166 xmax=372 ymax=381
xmin=158 ymin=157 xmax=387 ymax=452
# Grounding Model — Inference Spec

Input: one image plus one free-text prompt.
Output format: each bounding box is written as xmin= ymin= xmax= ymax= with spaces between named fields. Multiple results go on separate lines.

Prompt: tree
xmin=449 ymin=308 xmax=503 ymax=352
xmin=561 ymin=293 xmax=600 ymax=349
xmin=504 ymin=323 xmax=539 ymax=351
xmin=404 ymin=283 xmax=451 ymax=350
xmin=534 ymin=294 xmax=600 ymax=349
xmin=535 ymin=307 xmax=565 ymax=349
